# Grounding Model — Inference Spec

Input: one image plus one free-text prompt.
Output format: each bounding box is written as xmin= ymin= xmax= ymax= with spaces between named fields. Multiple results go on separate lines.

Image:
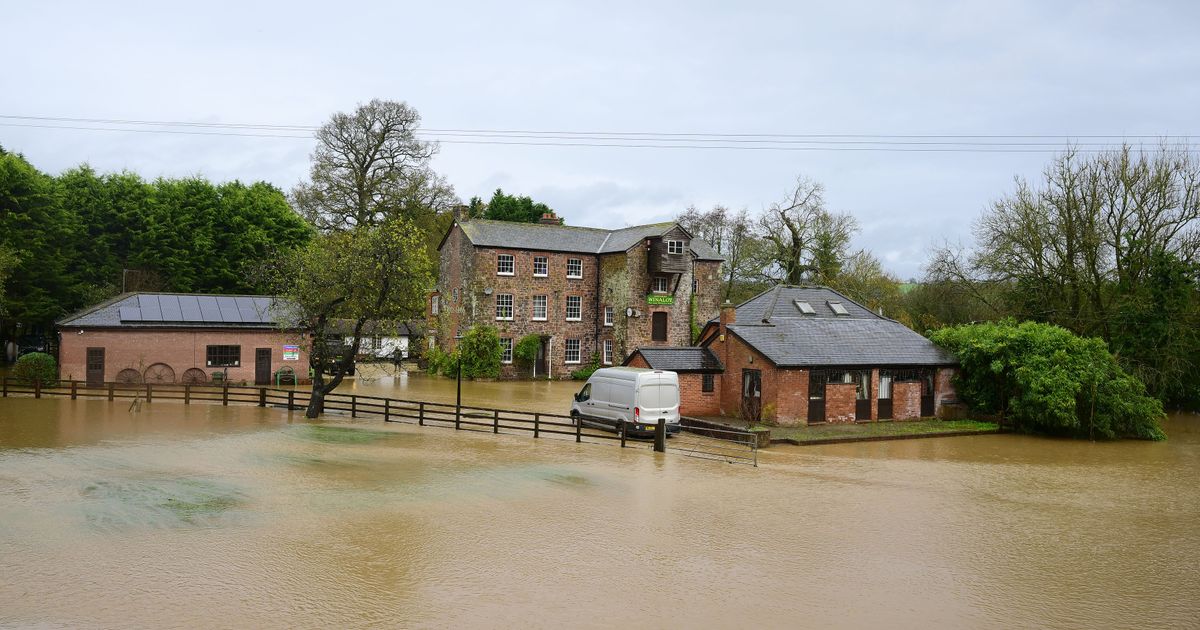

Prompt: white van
xmin=570 ymin=367 xmax=681 ymax=437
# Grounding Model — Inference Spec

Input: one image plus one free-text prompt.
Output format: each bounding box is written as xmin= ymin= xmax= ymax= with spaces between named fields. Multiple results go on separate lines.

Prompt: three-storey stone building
xmin=429 ymin=213 xmax=723 ymax=379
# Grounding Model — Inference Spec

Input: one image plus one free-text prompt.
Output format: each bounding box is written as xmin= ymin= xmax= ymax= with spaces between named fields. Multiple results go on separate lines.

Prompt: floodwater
xmin=1 ymin=387 xmax=1199 ymax=628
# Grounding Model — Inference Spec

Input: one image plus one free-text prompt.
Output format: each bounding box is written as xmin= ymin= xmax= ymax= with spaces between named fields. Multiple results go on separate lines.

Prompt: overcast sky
xmin=3 ymin=1 xmax=1197 ymax=279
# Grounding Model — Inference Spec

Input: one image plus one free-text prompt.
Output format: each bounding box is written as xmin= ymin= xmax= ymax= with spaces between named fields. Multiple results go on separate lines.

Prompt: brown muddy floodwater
xmin=1 ymin=373 xmax=1199 ymax=629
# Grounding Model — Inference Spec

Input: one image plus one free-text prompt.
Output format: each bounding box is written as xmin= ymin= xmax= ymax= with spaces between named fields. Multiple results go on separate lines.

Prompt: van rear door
xmin=637 ymin=380 xmax=680 ymax=422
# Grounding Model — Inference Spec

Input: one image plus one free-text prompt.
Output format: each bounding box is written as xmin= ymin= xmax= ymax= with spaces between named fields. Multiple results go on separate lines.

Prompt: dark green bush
xmin=570 ymin=352 xmax=601 ymax=380
xmin=514 ymin=334 xmax=541 ymax=367
xmin=455 ymin=325 xmax=502 ymax=379
xmin=931 ymin=320 xmax=1166 ymax=440
xmin=13 ymin=352 xmax=58 ymax=386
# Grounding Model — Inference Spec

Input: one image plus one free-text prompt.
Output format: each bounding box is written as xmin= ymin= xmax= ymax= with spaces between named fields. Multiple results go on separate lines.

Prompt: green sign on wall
xmin=647 ymin=295 xmax=674 ymax=305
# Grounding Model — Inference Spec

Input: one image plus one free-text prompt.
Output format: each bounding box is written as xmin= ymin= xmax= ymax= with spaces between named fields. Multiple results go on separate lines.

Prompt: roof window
xmin=828 ymin=301 xmax=849 ymax=316
xmin=794 ymin=300 xmax=816 ymax=315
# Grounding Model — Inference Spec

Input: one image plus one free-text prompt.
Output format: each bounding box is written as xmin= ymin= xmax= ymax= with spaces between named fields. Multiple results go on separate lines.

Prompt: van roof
xmin=589 ymin=367 xmax=677 ymax=382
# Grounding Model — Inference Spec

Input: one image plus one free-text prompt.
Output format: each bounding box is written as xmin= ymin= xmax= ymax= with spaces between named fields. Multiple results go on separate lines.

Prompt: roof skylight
xmin=828 ymin=301 xmax=849 ymax=316
xmin=794 ymin=300 xmax=816 ymax=315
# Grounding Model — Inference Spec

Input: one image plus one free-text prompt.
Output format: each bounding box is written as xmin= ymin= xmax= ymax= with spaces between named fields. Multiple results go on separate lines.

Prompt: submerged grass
xmin=761 ymin=419 xmax=999 ymax=444
xmin=286 ymin=424 xmax=397 ymax=445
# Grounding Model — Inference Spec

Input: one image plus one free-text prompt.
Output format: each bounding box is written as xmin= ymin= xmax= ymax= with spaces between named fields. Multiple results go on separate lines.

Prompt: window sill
xmin=532 ymin=317 xmax=547 ymax=322
xmin=533 ymin=273 xmax=548 ymax=278
xmin=497 ymin=272 xmax=514 ymax=277
xmin=565 ymin=361 xmax=582 ymax=365
xmin=566 ymin=275 xmax=583 ymax=280
xmin=565 ymin=318 xmax=581 ymax=322
xmin=496 ymin=317 xmax=514 ymax=321
xmin=603 ymin=323 xmax=613 ymax=327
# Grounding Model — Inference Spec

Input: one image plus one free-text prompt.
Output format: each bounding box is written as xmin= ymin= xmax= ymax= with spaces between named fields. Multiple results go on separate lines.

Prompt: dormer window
xmin=828 ymin=301 xmax=849 ymax=316
xmin=666 ymin=240 xmax=685 ymax=255
xmin=794 ymin=300 xmax=816 ymax=315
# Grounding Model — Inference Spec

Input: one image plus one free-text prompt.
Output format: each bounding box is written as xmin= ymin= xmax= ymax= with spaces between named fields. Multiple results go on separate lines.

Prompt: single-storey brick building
xmin=628 ymin=286 xmax=958 ymax=425
xmin=623 ymin=346 xmax=725 ymax=417
xmin=57 ymin=293 xmax=309 ymax=386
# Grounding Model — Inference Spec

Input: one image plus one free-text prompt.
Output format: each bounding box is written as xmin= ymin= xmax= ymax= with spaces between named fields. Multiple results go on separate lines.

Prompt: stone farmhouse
xmin=626 ymin=285 xmax=958 ymax=425
xmin=57 ymin=293 xmax=308 ymax=386
xmin=429 ymin=213 xmax=724 ymax=379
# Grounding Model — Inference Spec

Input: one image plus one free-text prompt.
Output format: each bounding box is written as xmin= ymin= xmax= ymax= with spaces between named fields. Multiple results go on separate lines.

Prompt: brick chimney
xmin=452 ymin=204 xmax=470 ymax=222
xmin=718 ymin=300 xmax=735 ymax=366
xmin=539 ymin=211 xmax=562 ymax=225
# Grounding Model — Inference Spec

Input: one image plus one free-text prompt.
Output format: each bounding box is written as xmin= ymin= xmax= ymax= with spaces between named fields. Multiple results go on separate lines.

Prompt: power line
xmin=2 ymin=116 xmax=1196 ymax=154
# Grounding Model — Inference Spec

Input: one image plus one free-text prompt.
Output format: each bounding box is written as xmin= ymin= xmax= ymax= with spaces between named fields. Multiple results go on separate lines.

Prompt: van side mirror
xmin=573 ymin=393 xmax=580 ymax=402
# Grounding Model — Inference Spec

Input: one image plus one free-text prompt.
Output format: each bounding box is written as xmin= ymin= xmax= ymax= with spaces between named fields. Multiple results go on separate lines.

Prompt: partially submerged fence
xmin=1 ymin=378 xmax=758 ymax=466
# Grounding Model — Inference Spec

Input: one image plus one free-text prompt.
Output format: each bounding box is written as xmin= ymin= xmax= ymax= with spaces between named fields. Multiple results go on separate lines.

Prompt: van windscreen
xmin=638 ymin=383 xmax=679 ymax=409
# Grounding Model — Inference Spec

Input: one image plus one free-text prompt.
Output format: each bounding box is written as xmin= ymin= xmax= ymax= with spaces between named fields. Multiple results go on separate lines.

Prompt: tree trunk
xmin=305 ymin=388 xmax=326 ymax=419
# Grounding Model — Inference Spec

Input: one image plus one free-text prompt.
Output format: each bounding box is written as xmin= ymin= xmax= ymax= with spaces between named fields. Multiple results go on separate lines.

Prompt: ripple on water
xmin=79 ymin=477 xmax=249 ymax=531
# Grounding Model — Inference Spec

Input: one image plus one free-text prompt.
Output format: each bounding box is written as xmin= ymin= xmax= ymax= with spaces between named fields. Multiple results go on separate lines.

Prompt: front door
xmin=808 ymin=370 xmax=827 ymax=423
xmin=86 ymin=347 xmax=105 ymax=387
xmin=255 ymin=348 xmax=272 ymax=385
xmin=741 ymin=369 xmax=762 ymax=423
xmin=651 ymin=312 xmax=668 ymax=342
xmin=534 ymin=337 xmax=548 ymax=378
xmin=920 ymin=370 xmax=935 ymax=417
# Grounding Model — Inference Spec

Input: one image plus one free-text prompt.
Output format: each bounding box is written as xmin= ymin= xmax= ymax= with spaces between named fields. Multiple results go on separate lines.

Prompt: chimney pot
xmin=539 ymin=212 xmax=561 ymax=225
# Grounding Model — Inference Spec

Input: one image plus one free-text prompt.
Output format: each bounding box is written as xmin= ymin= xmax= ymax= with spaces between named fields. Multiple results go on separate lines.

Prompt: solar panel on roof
xmin=179 ymin=296 xmax=203 ymax=321
xmin=138 ymin=294 xmax=164 ymax=321
xmin=159 ymin=295 xmax=183 ymax=321
xmin=198 ymin=296 xmax=222 ymax=322
xmin=119 ymin=306 xmax=142 ymax=321
xmin=235 ymin=297 xmax=262 ymax=323
xmin=216 ymin=296 xmax=241 ymax=322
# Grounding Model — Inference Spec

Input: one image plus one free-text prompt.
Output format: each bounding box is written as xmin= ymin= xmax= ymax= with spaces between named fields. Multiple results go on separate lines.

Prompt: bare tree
xmin=291 ymin=99 xmax=456 ymax=232
xmin=757 ymin=176 xmax=858 ymax=285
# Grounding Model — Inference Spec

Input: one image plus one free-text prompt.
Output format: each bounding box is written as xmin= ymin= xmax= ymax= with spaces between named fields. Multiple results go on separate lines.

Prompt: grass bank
xmin=760 ymin=419 xmax=999 ymax=445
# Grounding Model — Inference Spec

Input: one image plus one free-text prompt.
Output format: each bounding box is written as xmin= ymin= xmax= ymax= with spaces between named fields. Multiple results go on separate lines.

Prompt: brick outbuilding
xmin=56 ymin=293 xmax=309 ymax=386
xmin=637 ymin=286 xmax=959 ymax=426
xmin=623 ymin=346 xmax=724 ymax=417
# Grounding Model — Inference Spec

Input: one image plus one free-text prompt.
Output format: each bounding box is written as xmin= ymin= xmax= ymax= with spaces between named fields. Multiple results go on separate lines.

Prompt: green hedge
xmin=931 ymin=320 xmax=1165 ymax=440
xmin=13 ymin=352 xmax=58 ymax=386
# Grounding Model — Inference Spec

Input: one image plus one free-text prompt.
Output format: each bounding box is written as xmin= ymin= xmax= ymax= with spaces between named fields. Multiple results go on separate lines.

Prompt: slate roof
xmin=708 ymin=285 xmax=957 ymax=367
xmin=453 ymin=219 xmax=724 ymax=261
xmin=57 ymin=293 xmax=294 ymax=329
xmin=624 ymin=347 xmax=725 ymax=373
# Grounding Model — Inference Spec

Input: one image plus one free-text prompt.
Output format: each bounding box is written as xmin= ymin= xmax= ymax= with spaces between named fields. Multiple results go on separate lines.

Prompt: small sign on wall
xmin=283 ymin=345 xmax=299 ymax=361
xmin=647 ymin=295 xmax=674 ymax=305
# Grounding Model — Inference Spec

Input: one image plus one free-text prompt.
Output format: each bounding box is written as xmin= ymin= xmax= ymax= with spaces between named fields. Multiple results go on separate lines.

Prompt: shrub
xmin=424 ymin=346 xmax=452 ymax=376
xmin=513 ymin=334 xmax=541 ymax=367
xmin=456 ymin=325 xmax=502 ymax=379
xmin=13 ymin=352 xmax=58 ymax=386
xmin=931 ymin=320 xmax=1166 ymax=440
xmin=570 ymin=352 xmax=601 ymax=380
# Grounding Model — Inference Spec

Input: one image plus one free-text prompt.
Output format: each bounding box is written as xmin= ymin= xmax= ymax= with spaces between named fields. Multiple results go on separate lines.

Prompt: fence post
xmin=35 ymin=380 xmax=41 ymax=399
xmin=184 ymin=383 xmax=191 ymax=405
xmin=259 ymin=387 xmax=266 ymax=407
xmin=146 ymin=383 xmax=152 ymax=403
xmin=575 ymin=415 xmax=582 ymax=443
xmin=71 ymin=381 xmax=78 ymax=400
xmin=654 ymin=419 xmax=666 ymax=453
xmin=2 ymin=377 xmax=6 ymax=397
xmin=351 ymin=396 xmax=357 ymax=418
xmin=418 ymin=402 xmax=424 ymax=426
xmin=493 ymin=409 xmax=499 ymax=433
xmin=620 ymin=420 xmax=627 ymax=448
xmin=108 ymin=382 xmax=114 ymax=401
xmin=222 ymin=383 xmax=229 ymax=406
xmin=533 ymin=413 xmax=539 ymax=439
xmin=455 ymin=404 xmax=461 ymax=430
xmin=287 ymin=390 xmax=295 ymax=411
xmin=384 ymin=399 xmax=390 ymax=422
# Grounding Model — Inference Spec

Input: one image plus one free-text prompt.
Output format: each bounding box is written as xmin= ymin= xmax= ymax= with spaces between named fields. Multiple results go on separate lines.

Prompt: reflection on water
xmin=1 ymin=393 xmax=1198 ymax=628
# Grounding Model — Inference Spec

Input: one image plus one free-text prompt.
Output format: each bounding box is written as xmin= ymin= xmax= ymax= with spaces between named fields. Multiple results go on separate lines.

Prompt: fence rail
xmin=1 ymin=377 xmax=757 ymax=465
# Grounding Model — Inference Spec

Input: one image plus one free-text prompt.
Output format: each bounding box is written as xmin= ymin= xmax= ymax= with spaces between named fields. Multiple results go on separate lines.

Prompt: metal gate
xmin=808 ymin=370 xmax=827 ymax=423
xmin=672 ymin=418 xmax=759 ymax=466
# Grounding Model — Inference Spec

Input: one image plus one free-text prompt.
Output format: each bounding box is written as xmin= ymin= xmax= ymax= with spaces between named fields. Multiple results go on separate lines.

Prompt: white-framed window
xmin=604 ymin=306 xmax=614 ymax=327
xmin=533 ymin=256 xmax=548 ymax=277
xmin=565 ymin=339 xmax=581 ymax=364
xmin=603 ymin=340 xmax=613 ymax=365
xmin=495 ymin=293 xmax=514 ymax=320
xmin=653 ymin=276 xmax=670 ymax=293
xmin=667 ymin=240 xmax=684 ymax=255
xmin=532 ymin=295 xmax=548 ymax=321
xmin=566 ymin=258 xmax=583 ymax=279
xmin=497 ymin=253 xmax=515 ymax=276
xmin=500 ymin=338 xmax=513 ymax=364
xmin=431 ymin=294 xmax=440 ymax=315
xmin=566 ymin=295 xmax=582 ymax=321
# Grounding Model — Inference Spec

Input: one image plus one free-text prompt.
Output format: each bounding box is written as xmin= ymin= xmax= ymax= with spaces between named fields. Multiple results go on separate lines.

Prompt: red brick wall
xmin=935 ymin=367 xmax=958 ymax=414
xmin=59 ymin=328 xmax=308 ymax=385
xmin=775 ymin=368 xmax=809 ymax=424
xmin=893 ymin=381 xmax=922 ymax=420
xmin=678 ymin=373 xmax=720 ymax=416
xmin=825 ymin=382 xmax=858 ymax=423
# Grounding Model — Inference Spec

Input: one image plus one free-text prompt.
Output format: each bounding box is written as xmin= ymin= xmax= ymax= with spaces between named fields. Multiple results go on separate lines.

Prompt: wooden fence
xmin=1 ymin=378 xmax=758 ymax=465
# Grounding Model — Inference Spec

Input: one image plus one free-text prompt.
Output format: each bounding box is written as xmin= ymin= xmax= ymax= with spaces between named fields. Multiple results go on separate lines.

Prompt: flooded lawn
xmin=1 ymin=390 xmax=1199 ymax=628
